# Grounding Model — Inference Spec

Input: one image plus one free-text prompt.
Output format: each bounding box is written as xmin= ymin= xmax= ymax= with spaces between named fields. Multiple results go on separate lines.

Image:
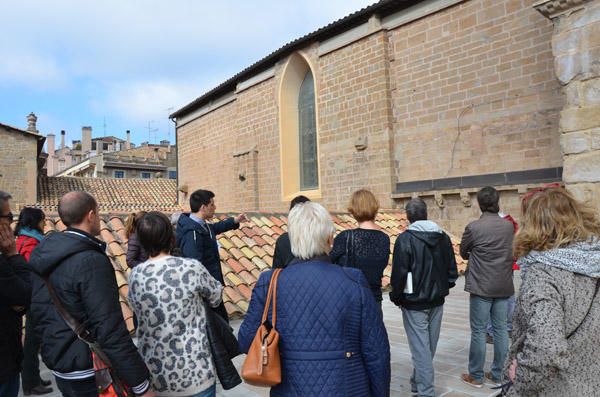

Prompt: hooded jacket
xmin=176 ymin=214 xmax=239 ymax=322
xmin=390 ymin=221 xmax=458 ymax=310
xmin=28 ymin=228 xmax=150 ymax=392
xmin=506 ymin=240 xmax=600 ymax=396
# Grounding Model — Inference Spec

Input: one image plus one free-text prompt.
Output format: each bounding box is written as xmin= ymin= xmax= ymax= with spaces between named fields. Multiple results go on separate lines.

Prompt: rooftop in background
xmin=35 ymin=176 xmax=180 ymax=213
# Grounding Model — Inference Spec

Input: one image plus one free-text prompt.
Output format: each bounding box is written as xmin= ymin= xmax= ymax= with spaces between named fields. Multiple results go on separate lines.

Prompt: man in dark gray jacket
xmin=460 ymin=186 xmax=514 ymax=388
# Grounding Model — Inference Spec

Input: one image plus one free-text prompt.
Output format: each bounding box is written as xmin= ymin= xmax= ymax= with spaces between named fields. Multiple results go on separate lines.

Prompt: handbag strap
xmin=261 ymin=269 xmax=282 ymax=327
xmin=567 ymin=278 xmax=600 ymax=339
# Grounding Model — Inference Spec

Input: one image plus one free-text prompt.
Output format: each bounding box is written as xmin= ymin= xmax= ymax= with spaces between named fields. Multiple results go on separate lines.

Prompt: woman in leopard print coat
xmin=128 ymin=212 xmax=223 ymax=397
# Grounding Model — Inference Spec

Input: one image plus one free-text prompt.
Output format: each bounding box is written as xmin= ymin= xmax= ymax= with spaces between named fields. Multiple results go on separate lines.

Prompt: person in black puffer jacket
xmin=390 ymin=198 xmax=458 ymax=397
xmin=0 ymin=190 xmax=32 ymax=397
xmin=28 ymin=191 xmax=153 ymax=397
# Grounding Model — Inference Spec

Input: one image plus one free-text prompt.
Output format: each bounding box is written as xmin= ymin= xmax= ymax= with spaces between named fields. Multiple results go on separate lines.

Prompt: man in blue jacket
xmin=176 ymin=189 xmax=247 ymax=322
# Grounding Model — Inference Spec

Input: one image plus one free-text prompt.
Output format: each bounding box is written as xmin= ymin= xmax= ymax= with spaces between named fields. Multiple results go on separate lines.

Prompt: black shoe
xmin=40 ymin=379 xmax=52 ymax=387
xmin=23 ymin=385 xmax=54 ymax=395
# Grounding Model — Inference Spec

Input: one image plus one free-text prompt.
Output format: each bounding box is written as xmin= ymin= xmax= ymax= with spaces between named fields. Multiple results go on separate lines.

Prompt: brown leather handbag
xmin=241 ymin=268 xmax=282 ymax=387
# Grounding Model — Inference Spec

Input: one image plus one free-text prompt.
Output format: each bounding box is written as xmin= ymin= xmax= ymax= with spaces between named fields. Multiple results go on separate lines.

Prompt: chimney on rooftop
xmin=46 ymin=133 xmax=56 ymax=175
xmin=27 ymin=113 xmax=38 ymax=133
xmin=60 ymin=130 xmax=66 ymax=149
xmin=153 ymin=147 xmax=159 ymax=160
xmin=126 ymin=130 xmax=131 ymax=150
xmin=96 ymin=139 xmax=103 ymax=156
xmin=82 ymin=126 xmax=92 ymax=155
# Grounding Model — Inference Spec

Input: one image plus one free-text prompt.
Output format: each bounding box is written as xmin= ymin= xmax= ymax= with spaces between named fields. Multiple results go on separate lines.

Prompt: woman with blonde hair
xmin=505 ymin=187 xmax=600 ymax=396
xmin=125 ymin=211 xmax=148 ymax=268
xmin=330 ymin=189 xmax=390 ymax=303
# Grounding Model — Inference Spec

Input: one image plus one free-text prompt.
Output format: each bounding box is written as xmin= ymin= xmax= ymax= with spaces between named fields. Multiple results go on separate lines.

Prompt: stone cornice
xmin=534 ymin=0 xmax=592 ymax=19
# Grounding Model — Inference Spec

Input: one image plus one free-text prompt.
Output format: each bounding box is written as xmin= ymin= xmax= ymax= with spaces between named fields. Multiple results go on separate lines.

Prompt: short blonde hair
xmin=288 ymin=202 xmax=335 ymax=260
xmin=348 ymin=189 xmax=379 ymax=222
xmin=514 ymin=187 xmax=600 ymax=258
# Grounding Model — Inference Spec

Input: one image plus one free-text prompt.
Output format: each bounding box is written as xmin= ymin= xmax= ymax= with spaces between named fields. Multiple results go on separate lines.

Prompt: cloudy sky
xmin=0 ymin=0 xmax=375 ymax=148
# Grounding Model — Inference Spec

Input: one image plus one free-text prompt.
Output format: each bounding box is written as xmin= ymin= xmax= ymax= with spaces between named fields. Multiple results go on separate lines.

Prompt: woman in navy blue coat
xmin=238 ymin=202 xmax=390 ymax=396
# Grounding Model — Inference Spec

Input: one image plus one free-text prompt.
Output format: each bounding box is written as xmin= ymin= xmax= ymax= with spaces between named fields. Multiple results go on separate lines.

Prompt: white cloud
xmin=0 ymin=52 xmax=66 ymax=90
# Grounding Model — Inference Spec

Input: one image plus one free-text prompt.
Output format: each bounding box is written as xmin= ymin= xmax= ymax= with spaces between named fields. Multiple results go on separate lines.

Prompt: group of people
xmin=0 ymin=182 xmax=599 ymax=397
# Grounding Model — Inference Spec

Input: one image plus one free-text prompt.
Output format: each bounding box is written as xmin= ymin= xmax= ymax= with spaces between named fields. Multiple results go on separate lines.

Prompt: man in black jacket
xmin=28 ymin=191 xmax=154 ymax=397
xmin=272 ymin=195 xmax=310 ymax=269
xmin=390 ymin=198 xmax=458 ymax=397
xmin=176 ymin=189 xmax=247 ymax=322
xmin=0 ymin=191 xmax=32 ymax=397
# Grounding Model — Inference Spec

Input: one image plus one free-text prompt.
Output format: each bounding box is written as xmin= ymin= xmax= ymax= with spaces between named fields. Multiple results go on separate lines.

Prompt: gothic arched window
xmin=298 ymin=70 xmax=318 ymax=190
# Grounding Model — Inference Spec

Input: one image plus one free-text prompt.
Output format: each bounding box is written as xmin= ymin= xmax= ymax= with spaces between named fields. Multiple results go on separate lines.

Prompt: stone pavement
xmin=21 ymin=276 xmax=509 ymax=397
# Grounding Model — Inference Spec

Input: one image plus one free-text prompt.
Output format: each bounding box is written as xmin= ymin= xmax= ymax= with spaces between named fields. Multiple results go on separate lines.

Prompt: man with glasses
xmin=0 ymin=191 xmax=32 ymax=397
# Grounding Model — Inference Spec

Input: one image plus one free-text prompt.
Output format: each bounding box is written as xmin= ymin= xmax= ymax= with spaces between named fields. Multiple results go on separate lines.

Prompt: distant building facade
xmin=56 ymin=141 xmax=177 ymax=180
xmin=0 ymin=113 xmax=46 ymax=209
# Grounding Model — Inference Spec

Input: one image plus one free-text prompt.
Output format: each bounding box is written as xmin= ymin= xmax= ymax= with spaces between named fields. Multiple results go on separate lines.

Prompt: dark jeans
xmin=21 ymin=318 xmax=42 ymax=389
xmin=55 ymin=376 xmax=98 ymax=397
xmin=0 ymin=374 xmax=20 ymax=397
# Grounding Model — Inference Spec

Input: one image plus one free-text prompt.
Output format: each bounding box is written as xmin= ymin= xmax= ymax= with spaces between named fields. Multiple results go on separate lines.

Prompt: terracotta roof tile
xmin=260 ymin=216 xmax=274 ymax=227
xmin=226 ymin=258 xmax=245 ymax=274
xmin=238 ymin=270 xmax=257 ymax=285
xmin=249 ymin=245 xmax=265 ymax=259
xmin=241 ymin=236 xmax=257 ymax=248
xmin=239 ymin=257 xmax=255 ymax=272
xmin=249 ymin=216 xmax=265 ymax=227
xmin=250 ymin=226 xmax=265 ymax=236
xmin=230 ymin=236 xmax=245 ymax=249
xmin=240 ymin=247 xmax=257 ymax=260
xmin=251 ymin=257 xmax=270 ymax=271
xmin=269 ymin=216 xmax=284 ymax=227
xmin=261 ymin=235 xmax=275 ymax=245
xmin=237 ymin=284 xmax=253 ymax=301
xmin=241 ymin=227 xmax=257 ymax=238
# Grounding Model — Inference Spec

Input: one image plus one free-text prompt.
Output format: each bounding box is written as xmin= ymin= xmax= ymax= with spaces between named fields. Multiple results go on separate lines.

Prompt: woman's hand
xmin=508 ymin=358 xmax=517 ymax=382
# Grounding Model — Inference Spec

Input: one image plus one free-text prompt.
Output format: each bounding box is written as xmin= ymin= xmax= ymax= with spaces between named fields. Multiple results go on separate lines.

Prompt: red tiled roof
xmin=35 ymin=176 xmax=181 ymax=213
xmin=14 ymin=210 xmax=467 ymax=332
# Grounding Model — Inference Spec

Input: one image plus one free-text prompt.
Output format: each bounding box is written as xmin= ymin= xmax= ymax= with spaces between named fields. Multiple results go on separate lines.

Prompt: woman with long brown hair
xmin=505 ymin=187 xmax=600 ymax=396
xmin=125 ymin=211 xmax=148 ymax=268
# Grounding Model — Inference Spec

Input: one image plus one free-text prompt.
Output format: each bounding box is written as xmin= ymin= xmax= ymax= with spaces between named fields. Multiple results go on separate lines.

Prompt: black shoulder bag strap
xmin=43 ymin=274 xmax=131 ymax=396
xmin=567 ymin=278 xmax=600 ymax=339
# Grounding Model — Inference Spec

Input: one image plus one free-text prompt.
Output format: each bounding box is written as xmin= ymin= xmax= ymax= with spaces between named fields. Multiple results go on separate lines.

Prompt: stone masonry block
xmin=555 ymin=53 xmax=581 ymax=84
xmin=561 ymin=131 xmax=590 ymax=154
xmin=583 ymin=21 xmax=600 ymax=49
xmin=591 ymin=129 xmax=600 ymax=149
xmin=566 ymin=81 xmax=582 ymax=107
xmin=582 ymin=47 xmax=600 ymax=76
xmin=566 ymin=182 xmax=600 ymax=213
xmin=552 ymin=29 xmax=581 ymax=56
xmin=563 ymin=151 xmax=600 ymax=183
xmin=584 ymin=78 xmax=600 ymax=105
xmin=560 ymin=105 xmax=600 ymax=132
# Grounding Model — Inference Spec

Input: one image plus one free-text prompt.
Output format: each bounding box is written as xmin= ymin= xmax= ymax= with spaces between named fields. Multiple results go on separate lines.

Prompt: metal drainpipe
xmin=170 ymin=116 xmax=179 ymax=206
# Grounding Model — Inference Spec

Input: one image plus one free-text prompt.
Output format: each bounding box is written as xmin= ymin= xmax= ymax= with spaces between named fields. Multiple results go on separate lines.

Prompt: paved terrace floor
xmin=22 ymin=276 xmax=507 ymax=397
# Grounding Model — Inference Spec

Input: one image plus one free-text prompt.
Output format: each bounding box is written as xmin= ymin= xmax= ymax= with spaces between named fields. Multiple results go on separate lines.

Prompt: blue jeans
xmin=188 ymin=383 xmax=216 ymax=397
xmin=402 ymin=305 xmax=444 ymax=397
xmin=487 ymin=295 xmax=515 ymax=335
xmin=0 ymin=374 xmax=20 ymax=397
xmin=468 ymin=294 xmax=509 ymax=381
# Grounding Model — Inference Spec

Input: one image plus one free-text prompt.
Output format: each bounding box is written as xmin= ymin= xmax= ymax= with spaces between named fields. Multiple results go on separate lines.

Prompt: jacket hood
xmin=18 ymin=228 xmax=44 ymax=242
xmin=517 ymin=238 xmax=600 ymax=278
xmin=407 ymin=221 xmax=444 ymax=247
xmin=29 ymin=230 xmax=106 ymax=277
xmin=176 ymin=213 xmax=205 ymax=236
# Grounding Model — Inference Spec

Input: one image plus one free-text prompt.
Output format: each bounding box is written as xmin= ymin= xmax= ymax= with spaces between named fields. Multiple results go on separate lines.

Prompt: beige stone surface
xmin=0 ymin=126 xmax=39 ymax=209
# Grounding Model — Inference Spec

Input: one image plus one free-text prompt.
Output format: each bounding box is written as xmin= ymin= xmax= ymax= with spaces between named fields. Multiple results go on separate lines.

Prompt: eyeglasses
xmin=0 ymin=212 xmax=13 ymax=220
